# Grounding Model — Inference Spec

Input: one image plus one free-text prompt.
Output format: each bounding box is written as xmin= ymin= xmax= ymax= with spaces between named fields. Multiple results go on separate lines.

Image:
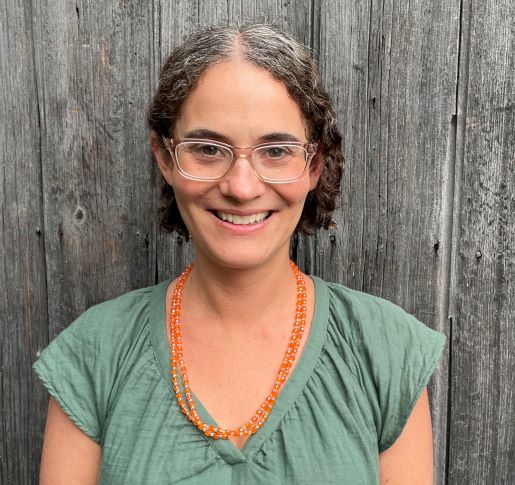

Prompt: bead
xmin=169 ymin=260 xmax=307 ymax=440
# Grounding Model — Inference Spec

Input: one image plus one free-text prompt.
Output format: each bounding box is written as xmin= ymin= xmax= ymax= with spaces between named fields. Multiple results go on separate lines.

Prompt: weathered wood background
xmin=1 ymin=0 xmax=513 ymax=483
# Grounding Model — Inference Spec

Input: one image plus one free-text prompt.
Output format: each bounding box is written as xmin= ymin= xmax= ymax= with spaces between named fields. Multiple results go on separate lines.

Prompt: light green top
xmin=33 ymin=275 xmax=446 ymax=484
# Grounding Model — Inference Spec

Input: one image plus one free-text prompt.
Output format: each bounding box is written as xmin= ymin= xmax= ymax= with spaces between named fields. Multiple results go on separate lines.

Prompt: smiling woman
xmin=33 ymin=23 xmax=446 ymax=485
xmin=151 ymin=58 xmax=323 ymax=270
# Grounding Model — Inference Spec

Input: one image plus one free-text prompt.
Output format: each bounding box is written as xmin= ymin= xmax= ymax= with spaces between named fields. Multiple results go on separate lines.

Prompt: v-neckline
xmin=149 ymin=272 xmax=329 ymax=465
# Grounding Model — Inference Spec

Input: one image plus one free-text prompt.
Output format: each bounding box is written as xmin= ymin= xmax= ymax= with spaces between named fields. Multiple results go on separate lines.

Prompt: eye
xmin=198 ymin=144 xmax=221 ymax=156
xmin=184 ymin=142 xmax=227 ymax=159
xmin=265 ymin=146 xmax=289 ymax=158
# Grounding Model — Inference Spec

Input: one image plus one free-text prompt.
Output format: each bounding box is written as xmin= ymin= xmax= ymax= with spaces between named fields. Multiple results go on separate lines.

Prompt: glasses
xmin=162 ymin=137 xmax=318 ymax=183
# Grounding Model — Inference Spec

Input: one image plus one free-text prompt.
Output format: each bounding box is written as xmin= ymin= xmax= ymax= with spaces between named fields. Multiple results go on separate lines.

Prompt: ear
xmin=308 ymin=150 xmax=323 ymax=191
xmin=150 ymin=130 xmax=174 ymax=185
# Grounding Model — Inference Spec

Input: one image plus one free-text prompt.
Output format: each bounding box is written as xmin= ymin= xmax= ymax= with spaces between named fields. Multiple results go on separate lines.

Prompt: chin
xmin=197 ymin=243 xmax=289 ymax=271
xmin=210 ymin=253 xmax=272 ymax=270
xmin=188 ymin=219 xmax=295 ymax=270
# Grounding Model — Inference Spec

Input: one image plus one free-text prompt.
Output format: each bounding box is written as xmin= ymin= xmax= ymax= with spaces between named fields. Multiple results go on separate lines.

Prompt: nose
xmin=218 ymin=154 xmax=266 ymax=202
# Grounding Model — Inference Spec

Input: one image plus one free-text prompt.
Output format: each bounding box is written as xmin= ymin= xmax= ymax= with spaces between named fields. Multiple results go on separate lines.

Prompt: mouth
xmin=209 ymin=210 xmax=273 ymax=225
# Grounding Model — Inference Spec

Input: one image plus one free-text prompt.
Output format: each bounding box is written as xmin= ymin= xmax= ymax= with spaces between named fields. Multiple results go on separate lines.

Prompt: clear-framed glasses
xmin=162 ymin=137 xmax=318 ymax=183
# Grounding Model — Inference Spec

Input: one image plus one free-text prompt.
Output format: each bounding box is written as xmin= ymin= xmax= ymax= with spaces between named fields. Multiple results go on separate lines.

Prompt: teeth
xmin=216 ymin=211 xmax=270 ymax=225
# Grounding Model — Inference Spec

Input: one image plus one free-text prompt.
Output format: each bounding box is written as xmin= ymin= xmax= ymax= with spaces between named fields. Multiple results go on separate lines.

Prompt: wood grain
xmin=449 ymin=0 xmax=515 ymax=483
xmin=0 ymin=1 xmax=49 ymax=483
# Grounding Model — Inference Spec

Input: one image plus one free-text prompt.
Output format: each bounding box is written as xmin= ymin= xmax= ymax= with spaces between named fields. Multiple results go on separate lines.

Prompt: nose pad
xmin=226 ymin=153 xmax=256 ymax=177
xmin=219 ymin=154 xmax=265 ymax=200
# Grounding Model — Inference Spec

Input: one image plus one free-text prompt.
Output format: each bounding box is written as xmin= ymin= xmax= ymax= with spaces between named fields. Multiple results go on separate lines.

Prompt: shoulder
xmin=316 ymin=277 xmax=446 ymax=368
xmin=321 ymin=278 xmax=422 ymax=337
xmin=33 ymin=281 xmax=168 ymax=443
xmin=313 ymin=278 xmax=446 ymax=453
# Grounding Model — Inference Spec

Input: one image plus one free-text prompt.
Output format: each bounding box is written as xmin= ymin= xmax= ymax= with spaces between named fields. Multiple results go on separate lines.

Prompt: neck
xmin=181 ymin=252 xmax=300 ymax=337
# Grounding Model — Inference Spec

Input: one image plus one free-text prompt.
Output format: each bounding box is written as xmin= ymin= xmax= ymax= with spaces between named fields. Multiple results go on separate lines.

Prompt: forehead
xmin=175 ymin=59 xmax=308 ymax=141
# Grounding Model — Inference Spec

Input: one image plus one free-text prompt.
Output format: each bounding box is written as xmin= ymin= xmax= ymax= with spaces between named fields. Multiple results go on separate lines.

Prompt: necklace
xmin=168 ymin=260 xmax=307 ymax=440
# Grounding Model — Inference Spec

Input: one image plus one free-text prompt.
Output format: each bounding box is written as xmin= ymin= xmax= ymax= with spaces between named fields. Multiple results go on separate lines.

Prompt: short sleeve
xmin=33 ymin=305 xmax=114 ymax=444
xmin=368 ymin=306 xmax=447 ymax=453
xmin=326 ymin=283 xmax=448 ymax=454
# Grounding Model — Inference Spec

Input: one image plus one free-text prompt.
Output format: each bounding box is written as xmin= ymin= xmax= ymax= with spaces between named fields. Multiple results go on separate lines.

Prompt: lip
xmin=210 ymin=208 xmax=274 ymax=216
xmin=208 ymin=209 xmax=274 ymax=234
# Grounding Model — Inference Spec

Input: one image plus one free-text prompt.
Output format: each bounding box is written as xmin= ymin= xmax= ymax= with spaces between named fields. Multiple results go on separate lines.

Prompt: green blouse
xmin=33 ymin=275 xmax=446 ymax=484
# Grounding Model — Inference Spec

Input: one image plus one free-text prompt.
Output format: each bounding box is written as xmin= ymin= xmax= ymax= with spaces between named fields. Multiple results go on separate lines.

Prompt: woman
xmin=34 ymin=24 xmax=446 ymax=484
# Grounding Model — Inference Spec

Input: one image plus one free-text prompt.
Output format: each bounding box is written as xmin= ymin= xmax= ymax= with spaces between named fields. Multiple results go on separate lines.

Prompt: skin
xmin=379 ymin=387 xmax=435 ymax=484
xmin=40 ymin=397 xmax=101 ymax=484
xmin=39 ymin=57 xmax=435 ymax=484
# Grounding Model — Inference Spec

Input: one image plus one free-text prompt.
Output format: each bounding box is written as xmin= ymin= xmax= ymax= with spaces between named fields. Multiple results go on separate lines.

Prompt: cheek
xmin=278 ymin=179 xmax=312 ymax=207
xmin=171 ymin=178 xmax=216 ymax=215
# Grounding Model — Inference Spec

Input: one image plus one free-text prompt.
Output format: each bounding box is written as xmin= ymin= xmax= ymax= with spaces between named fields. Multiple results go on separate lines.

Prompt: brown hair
xmin=147 ymin=23 xmax=345 ymax=236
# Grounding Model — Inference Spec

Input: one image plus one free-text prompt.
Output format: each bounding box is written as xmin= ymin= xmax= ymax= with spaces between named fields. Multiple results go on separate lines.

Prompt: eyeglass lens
xmin=176 ymin=142 xmax=308 ymax=181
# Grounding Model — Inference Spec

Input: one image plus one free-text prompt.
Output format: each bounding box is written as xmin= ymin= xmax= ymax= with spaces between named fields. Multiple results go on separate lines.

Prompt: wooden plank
xmin=0 ymin=1 xmax=48 ymax=483
xmin=449 ymin=0 xmax=515 ymax=482
xmin=31 ymin=0 xmax=156 ymax=333
xmin=156 ymin=0 xmax=314 ymax=283
xmin=318 ymin=1 xmax=460 ymax=482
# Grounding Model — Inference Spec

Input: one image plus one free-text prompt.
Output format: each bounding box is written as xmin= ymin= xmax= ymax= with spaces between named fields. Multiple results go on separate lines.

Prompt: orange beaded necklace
xmin=168 ymin=260 xmax=307 ymax=440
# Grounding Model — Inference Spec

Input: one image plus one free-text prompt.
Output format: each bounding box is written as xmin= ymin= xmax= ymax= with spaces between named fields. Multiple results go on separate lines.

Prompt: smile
xmin=214 ymin=210 xmax=271 ymax=225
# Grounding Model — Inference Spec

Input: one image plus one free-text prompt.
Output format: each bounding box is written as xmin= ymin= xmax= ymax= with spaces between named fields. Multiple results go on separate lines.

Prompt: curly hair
xmin=147 ymin=23 xmax=345 ymax=236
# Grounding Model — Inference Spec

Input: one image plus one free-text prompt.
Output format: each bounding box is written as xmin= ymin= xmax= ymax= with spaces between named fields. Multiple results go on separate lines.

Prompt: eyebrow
xmin=181 ymin=129 xmax=301 ymax=144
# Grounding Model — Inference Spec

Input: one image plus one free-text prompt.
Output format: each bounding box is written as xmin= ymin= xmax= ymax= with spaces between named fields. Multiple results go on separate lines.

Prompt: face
xmin=152 ymin=58 xmax=321 ymax=270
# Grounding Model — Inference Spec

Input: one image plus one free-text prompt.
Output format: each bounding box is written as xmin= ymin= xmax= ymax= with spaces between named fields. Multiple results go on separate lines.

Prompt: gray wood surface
xmin=448 ymin=0 xmax=515 ymax=483
xmin=0 ymin=1 xmax=49 ymax=483
xmin=1 ymin=1 xmax=513 ymax=483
